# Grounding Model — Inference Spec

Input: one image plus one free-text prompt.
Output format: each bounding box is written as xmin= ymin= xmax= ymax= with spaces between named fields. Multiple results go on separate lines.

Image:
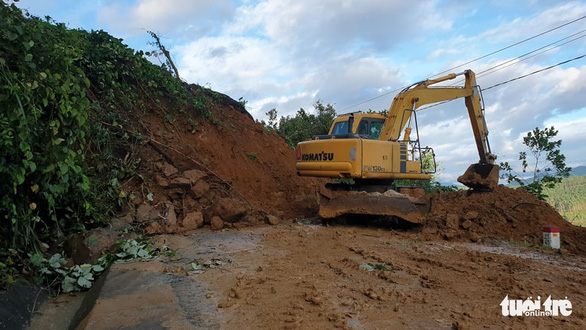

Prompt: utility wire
xmin=445 ymin=29 xmax=586 ymax=85
xmin=483 ymin=53 xmax=586 ymax=91
xmin=428 ymin=14 xmax=586 ymax=78
xmin=416 ymin=53 xmax=586 ymax=111
xmin=338 ymin=14 xmax=586 ymax=113
xmin=338 ymin=87 xmax=403 ymax=112
xmin=478 ymin=33 xmax=586 ymax=78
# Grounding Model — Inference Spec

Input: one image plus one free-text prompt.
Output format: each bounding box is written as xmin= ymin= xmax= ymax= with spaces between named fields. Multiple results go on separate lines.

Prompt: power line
xmin=455 ymin=29 xmax=586 ymax=83
xmin=339 ymin=14 xmax=586 ymax=113
xmin=338 ymin=87 xmax=402 ymax=112
xmin=483 ymin=53 xmax=586 ymax=91
xmin=429 ymin=14 xmax=586 ymax=78
xmin=416 ymin=53 xmax=586 ymax=111
xmin=434 ymin=31 xmax=586 ymax=89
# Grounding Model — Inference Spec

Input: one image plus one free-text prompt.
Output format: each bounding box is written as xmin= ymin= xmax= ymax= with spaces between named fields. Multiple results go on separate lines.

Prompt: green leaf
xmin=52 ymin=138 xmax=65 ymax=145
xmin=24 ymin=54 xmax=33 ymax=62
xmin=29 ymin=253 xmax=44 ymax=267
xmin=62 ymin=277 xmax=77 ymax=293
xmin=86 ymin=237 xmax=98 ymax=247
xmin=48 ymin=253 xmax=65 ymax=268
xmin=92 ymin=265 xmax=105 ymax=272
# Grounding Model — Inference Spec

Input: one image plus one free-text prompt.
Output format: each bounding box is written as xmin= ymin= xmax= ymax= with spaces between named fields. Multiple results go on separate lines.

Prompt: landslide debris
xmin=423 ymin=185 xmax=586 ymax=254
xmin=116 ymin=86 xmax=323 ymax=233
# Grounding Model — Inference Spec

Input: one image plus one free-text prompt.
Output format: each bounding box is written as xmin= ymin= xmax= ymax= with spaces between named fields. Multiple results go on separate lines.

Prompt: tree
xmin=395 ymin=151 xmax=458 ymax=193
xmin=264 ymin=108 xmax=278 ymax=131
xmin=147 ymin=30 xmax=180 ymax=80
xmin=500 ymin=126 xmax=571 ymax=200
xmin=263 ymin=100 xmax=337 ymax=147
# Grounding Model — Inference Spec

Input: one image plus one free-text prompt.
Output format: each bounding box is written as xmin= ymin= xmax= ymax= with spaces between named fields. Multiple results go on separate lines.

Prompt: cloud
xmin=175 ymin=0 xmax=455 ymax=118
xmin=97 ymin=0 xmax=234 ymax=39
xmin=243 ymin=0 xmax=453 ymax=55
xmin=478 ymin=2 xmax=586 ymax=46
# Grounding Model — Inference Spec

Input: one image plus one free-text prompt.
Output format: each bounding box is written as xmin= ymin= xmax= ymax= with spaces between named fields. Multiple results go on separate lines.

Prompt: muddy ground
xmin=24 ymin=86 xmax=586 ymax=330
xmin=35 ymin=221 xmax=584 ymax=330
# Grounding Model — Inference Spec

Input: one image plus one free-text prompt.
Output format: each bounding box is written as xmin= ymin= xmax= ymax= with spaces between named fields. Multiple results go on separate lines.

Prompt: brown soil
xmin=115 ymin=86 xmax=586 ymax=254
xmin=424 ymin=185 xmax=586 ymax=255
xmin=115 ymin=86 xmax=323 ymax=234
xmin=78 ymin=225 xmax=586 ymax=329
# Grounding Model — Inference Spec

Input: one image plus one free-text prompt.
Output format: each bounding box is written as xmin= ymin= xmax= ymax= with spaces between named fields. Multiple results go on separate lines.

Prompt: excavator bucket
xmin=318 ymin=189 xmax=430 ymax=225
xmin=457 ymin=164 xmax=500 ymax=191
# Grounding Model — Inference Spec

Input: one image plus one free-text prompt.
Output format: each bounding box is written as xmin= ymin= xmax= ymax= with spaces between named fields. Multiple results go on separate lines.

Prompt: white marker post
xmin=542 ymin=225 xmax=560 ymax=249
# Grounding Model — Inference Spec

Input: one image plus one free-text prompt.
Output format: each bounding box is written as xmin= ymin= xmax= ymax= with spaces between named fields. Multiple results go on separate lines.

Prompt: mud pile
xmin=423 ymin=185 xmax=586 ymax=254
xmin=116 ymin=86 xmax=322 ymax=233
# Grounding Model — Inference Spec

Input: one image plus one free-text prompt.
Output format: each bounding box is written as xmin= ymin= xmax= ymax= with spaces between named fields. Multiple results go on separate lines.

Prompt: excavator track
xmin=318 ymin=186 xmax=430 ymax=225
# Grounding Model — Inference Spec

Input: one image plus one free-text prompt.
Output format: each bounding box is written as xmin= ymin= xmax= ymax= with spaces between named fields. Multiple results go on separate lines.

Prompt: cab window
xmin=370 ymin=121 xmax=384 ymax=139
xmin=331 ymin=121 xmax=349 ymax=135
xmin=357 ymin=118 xmax=385 ymax=139
xmin=357 ymin=120 xmax=369 ymax=136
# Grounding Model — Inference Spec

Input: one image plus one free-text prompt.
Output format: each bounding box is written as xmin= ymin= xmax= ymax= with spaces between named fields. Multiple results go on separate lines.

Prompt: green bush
xmin=0 ymin=2 xmax=203 ymax=286
xmin=1 ymin=3 xmax=92 ymax=252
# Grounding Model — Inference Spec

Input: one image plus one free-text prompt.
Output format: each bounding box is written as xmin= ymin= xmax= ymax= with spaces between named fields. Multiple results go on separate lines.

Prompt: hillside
xmin=545 ymin=175 xmax=586 ymax=227
xmin=571 ymin=165 xmax=586 ymax=176
xmin=0 ymin=2 xmax=322 ymax=285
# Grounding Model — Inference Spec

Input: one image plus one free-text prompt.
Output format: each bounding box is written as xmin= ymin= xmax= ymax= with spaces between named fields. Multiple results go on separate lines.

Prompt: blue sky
xmin=14 ymin=0 xmax=586 ymax=183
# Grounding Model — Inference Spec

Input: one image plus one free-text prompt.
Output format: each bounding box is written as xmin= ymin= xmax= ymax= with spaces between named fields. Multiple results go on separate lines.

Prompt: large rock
xmin=210 ymin=216 xmax=224 ymax=230
xmin=154 ymin=175 xmax=169 ymax=188
xmin=183 ymin=196 xmax=199 ymax=211
xmin=190 ymin=180 xmax=210 ymax=199
xmin=67 ymin=228 xmax=119 ymax=264
xmin=162 ymin=202 xmax=177 ymax=227
xmin=266 ymin=215 xmax=280 ymax=225
xmin=446 ymin=213 xmax=459 ymax=229
xmin=136 ymin=204 xmax=159 ymax=222
xmin=169 ymin=177 xmax=191 ymax=189
xmin=204 ymin=198 xmax=249 ymax=223
xmin=183 ymin=211 xmax=204 ymax=230
xmin=182 ymin=169 xmax=207 ymax=183
xmin=155 ymin=162 xmax=178 ymax=177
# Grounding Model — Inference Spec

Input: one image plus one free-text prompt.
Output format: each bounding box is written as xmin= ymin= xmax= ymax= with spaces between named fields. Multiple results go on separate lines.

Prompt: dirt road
xmin=75 ymin=221 xmax=585 ymax=329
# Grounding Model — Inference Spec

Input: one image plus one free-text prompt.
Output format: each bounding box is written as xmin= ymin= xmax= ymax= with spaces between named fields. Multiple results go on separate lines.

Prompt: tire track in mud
xmin=78 ymin=224 xmax=585 ymax=329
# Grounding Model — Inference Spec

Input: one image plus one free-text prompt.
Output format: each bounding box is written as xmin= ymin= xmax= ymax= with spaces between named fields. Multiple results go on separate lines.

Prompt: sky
xmin=13 ymin=0 xmax=586 ymax=184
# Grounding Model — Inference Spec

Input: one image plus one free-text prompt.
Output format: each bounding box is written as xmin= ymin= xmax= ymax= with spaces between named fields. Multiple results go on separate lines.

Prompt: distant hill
xmin=571 ymin=166 xmax=586 ymax=176
xmin=504 ymin=165 xmax=585 ymax=188
xmin=544 ymin=175 xmax=586 ymax=227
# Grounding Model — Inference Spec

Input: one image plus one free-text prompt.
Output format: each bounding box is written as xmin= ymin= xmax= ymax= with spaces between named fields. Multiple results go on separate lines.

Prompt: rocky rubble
xmin=423 ymin=185 xmax=586 ymax=254
xmin=125 ymin=161 xmax=274 ymax=234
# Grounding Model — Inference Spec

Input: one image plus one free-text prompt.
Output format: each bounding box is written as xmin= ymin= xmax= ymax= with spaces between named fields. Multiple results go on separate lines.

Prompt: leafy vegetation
xmin=500 ymin=126 xmax=571 ymax=200
xmin=245 ymin=152 xmax=259 ymax=160
xmin=0 ymin=2 xmax=209 ymax=287
xmin=544 ymin=175 xmax=586 ymax=227
xmin=261 ymin=100 xmax=337 ymax=147
xmin=28 ymin=238 xmax=165 ymax=294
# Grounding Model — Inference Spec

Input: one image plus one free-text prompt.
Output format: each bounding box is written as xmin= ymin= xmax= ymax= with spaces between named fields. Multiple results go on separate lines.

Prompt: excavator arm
xmin=379 ymin=70 xmax=496 ymax=165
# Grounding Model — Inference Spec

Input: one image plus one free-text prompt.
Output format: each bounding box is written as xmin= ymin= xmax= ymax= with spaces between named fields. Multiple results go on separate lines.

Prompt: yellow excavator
xmin=295 ymin=69 xmax=499 ymax=224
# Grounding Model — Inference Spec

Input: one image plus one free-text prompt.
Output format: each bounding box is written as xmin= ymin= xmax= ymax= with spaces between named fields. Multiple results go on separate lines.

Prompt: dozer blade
xmin=318 ymin=190 xmax=430 ymax=225
xmin=457 ymin=164 xmax=500 ymax=191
